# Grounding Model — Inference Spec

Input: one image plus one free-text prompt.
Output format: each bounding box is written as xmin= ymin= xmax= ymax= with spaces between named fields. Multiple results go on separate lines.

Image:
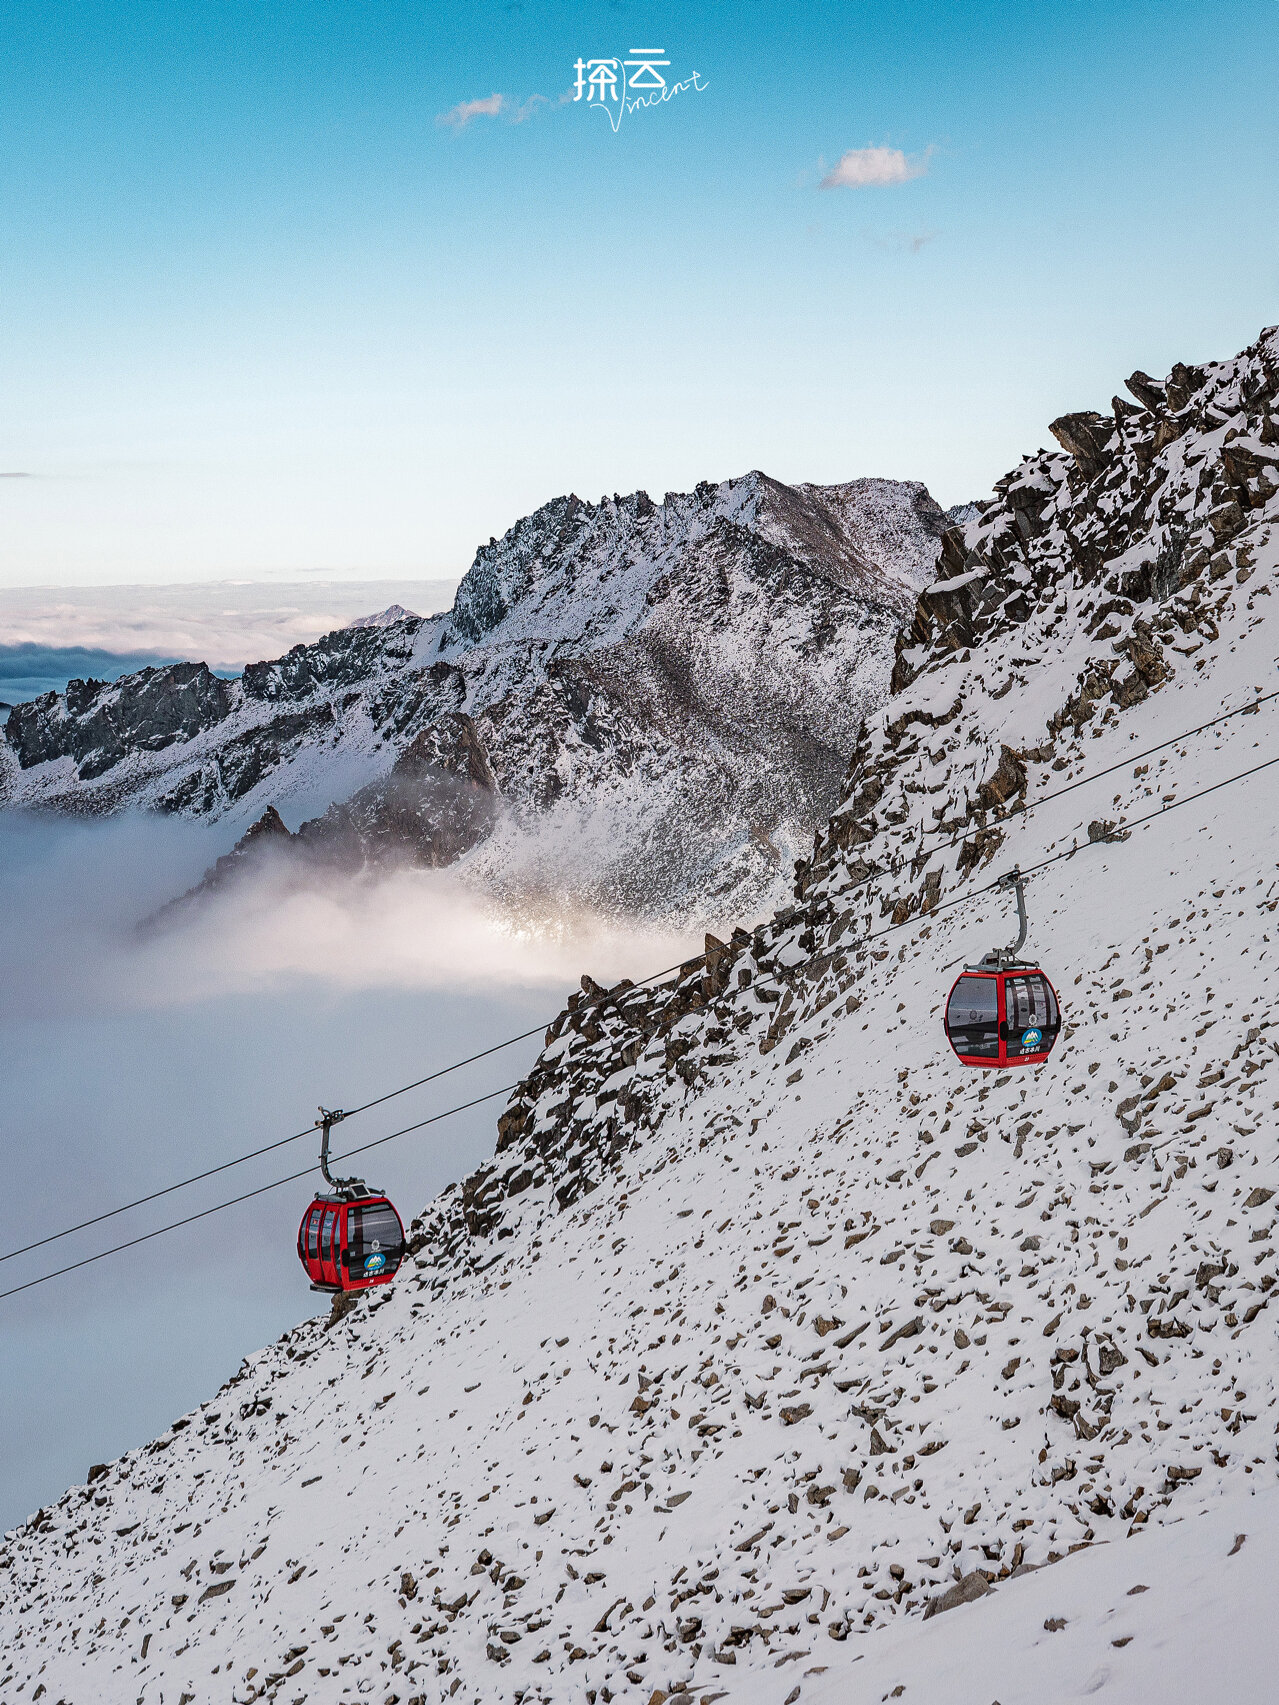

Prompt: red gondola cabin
xmin=944 ymin=966 xmax=1060 ymax=1069
xmin=296 ymin=1193 xmax=405 ymax=1293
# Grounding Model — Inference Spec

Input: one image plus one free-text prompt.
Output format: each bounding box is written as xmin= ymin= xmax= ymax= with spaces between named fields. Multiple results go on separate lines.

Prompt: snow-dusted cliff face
xmin=6 ymin=332 xmax=1279 ymax=1705
xmin=0 ymin=472 xmax=947 ymax=926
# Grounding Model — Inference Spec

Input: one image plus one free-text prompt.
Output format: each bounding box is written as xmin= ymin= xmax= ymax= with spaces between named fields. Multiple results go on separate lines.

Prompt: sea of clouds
xmin=0 ymin=577 xmax=461 ymax=685
xmin=0 ymin=807 xmax=692 ymax=1529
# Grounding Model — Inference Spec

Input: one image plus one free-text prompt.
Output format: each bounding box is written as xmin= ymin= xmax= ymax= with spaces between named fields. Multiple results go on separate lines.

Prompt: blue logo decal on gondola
xmin=1021 ymin=1027 xmax=1043 ymax=1047
xmin=365 ymin=1252 xmax=387 ymax=1275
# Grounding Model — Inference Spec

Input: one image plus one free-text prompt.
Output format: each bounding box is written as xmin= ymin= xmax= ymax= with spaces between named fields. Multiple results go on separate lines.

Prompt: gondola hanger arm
xmin=979 ymin=866 xmax=1029 ymax=968
xmin=315 ymin=1106 xmax=361 ymax=1193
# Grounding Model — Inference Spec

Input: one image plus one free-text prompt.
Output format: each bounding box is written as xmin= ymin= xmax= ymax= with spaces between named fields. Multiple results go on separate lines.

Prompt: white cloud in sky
xmin=437 ymin=93 xmax=506 ymax=129
xmin=509 ymin=94 xmax=549 ymax=123
xmin=437 ymin=91 xmax=556 ymax=129
xmin=820 ymin=144 xmax=933 ymax=189
xmin=0 ymin=580 xmax=460 ymax=671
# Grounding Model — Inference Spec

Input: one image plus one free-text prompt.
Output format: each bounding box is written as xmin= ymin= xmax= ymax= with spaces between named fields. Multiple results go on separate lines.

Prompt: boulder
xmin=922 ymin=1571 xmax=991 ymax=1620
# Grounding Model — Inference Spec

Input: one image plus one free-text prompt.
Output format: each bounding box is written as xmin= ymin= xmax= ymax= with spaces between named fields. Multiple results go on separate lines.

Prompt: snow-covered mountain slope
xmin=5 ymin=331 xmax=1279 ymax=1705
xmin=736 ymin=1485 xmax=1278 ymax=1705
xmin=0 ymin=473 xmax=946 ymax=926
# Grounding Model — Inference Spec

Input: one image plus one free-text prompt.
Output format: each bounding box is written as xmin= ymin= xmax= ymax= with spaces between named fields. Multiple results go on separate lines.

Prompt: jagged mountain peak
xmin=441 ymin=476 xmax=756 ymax=651
xmin=438 ymin=469 xmax=944 ymax=659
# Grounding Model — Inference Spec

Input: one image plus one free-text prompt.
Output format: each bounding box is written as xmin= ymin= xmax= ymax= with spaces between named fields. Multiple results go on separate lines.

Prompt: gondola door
xmin=1002 ymin=970 xmax=1060 ymax=1064
xmin=318 ymin=1204 xmax=341 ymax=1289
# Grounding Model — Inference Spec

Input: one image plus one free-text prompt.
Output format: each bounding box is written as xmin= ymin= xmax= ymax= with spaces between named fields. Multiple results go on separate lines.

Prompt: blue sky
xmin=2 ymin=0 xmax=1277 ymax=583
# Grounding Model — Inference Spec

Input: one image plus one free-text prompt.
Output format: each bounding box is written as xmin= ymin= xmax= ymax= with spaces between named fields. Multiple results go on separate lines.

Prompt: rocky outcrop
xmin=291 ymin=713 xmax=498 ymax=872
xmin=186 ymin=802 xmax=295 ymax=898
xmin=890 ymin=330 xmax=1278 ymax=697
xmin=4 ymin=662 xmax=235 ymax=781
xmin=405 ymin=325 xmax=1279 ymax=1257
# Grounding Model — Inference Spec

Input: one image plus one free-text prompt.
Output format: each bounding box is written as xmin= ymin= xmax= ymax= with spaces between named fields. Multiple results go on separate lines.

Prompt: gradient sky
xmin=2 ymin=0 xmax=1277 ymax=584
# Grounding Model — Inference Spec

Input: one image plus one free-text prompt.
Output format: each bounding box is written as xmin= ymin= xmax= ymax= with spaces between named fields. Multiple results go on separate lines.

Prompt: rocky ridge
xmin=3 ymin=332 xmax=1279 ymax=1704
xmin=419 ymin=327 xmax=1279 ymax=1255
xmin=1 ymin=473 xmax=947 ymax=926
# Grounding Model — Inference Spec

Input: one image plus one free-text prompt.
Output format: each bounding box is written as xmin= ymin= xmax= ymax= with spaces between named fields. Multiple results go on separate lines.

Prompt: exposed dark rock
xmin=5 ymin=663 xmax=235 ymax=779
xmin=1049 ymin=411 xmax=1113 ymax=480
xmin=183 ymin=803 xmax=295 ymax=900
xmin=174 ymin=714 xmax=499 ymax=902
xmin=977 ymin=746 xmax=1028 ymax=810
xmin=1124 ymin=370 xmax=1166 ymax=410
xmin=922 ymin=1571 xmax=991 ymax=1620
xmin=290 ymin=713 xmax=499 ymax=875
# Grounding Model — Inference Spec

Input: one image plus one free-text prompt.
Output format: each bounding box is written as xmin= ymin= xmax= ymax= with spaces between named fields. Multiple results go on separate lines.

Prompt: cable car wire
xmin=7 ymin=744 xmax=1279 ymax=1307
xmin=861 ymin=745 xmax=1279 ymax=945
xmin=0 ymin=1083 xmax=522 ymax=1305
xmin=824 ymin=682 xmax=1279 ymax=895
xmin=966 ymin=683 xmax=1279 ymax=818
xmin=3 ymin=683 xmax=1276 ymax=1275
xmin=4 ymin=743 xmax=1278 ymax=1304
xmin=0 ymin=966 xmax=693 ymax=1268
xmin=0 ymin=1029 xmax=554 ymax=1268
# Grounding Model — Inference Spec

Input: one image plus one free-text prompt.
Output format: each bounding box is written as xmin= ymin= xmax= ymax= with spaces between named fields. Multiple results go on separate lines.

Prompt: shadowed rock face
xmin=293 ymin=714 xmax=499 ymax=872
xmin=177 ymin=713 xmax=500 ymax=904
xmin=3 ymin=470 xmax=950 ymax=924
xmin=5 ymin=663 xmax=236 ymax=780
xmin=182 ymin=800 xmax=295 ymax=899
xmin=282 ymin=713 xmax=497 ymax=875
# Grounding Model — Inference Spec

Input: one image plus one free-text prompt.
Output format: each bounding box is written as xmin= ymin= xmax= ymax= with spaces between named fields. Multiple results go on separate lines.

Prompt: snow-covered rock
xmin=0 ymin=472 xmax=948 ymax=926
xmin=4 ymin=331 xmax=1279 ymax=1704
xmin=346 ymin=605 xmax=420 ymax=630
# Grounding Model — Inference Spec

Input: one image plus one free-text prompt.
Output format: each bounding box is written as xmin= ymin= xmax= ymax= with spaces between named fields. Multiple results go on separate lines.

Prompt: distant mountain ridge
xmin=346 ymin=603 xmax=419 ymax=630
xmin=1 ymin=471 xmax=949 ymax=924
